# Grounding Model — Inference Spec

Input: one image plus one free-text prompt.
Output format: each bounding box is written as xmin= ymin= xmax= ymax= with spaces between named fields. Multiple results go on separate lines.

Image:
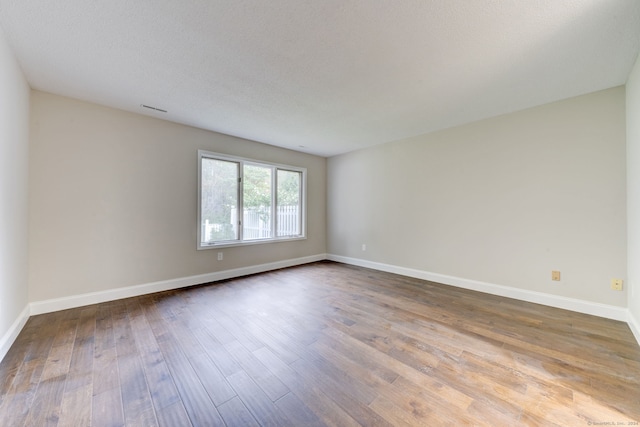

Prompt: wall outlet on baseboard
xmin=217 ymin=252 xmax=223 ymax=261
xmin=362 ymin=244 xmax=366 ymax=251
xmin=611 ymin=278 xmax=623 ymax=291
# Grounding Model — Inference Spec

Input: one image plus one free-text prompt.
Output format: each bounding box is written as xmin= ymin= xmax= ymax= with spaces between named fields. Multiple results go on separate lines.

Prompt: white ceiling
xmin=1 ymin=1 xmax=639 ymax=157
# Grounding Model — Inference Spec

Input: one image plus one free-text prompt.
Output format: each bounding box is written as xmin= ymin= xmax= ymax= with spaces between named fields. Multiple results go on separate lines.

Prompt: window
xmin=198 ymin=150 xmax=306 ymax=249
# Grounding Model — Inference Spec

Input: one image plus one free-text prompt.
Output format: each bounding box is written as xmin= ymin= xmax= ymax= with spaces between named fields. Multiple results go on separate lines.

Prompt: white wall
xmin=328 ymin=87 xmax=627 ymax=308
xmin=0 ymin=26 xmax=30 ymax=358
xmin=28 ymin=91 xmax=326 ymax=303
xmin=627 ymin=54 xmax=640 ymax=338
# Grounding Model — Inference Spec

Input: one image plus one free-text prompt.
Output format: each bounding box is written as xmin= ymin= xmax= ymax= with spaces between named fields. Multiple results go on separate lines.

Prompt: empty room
xmin=1 ymin=1 xmax=640 ymax=425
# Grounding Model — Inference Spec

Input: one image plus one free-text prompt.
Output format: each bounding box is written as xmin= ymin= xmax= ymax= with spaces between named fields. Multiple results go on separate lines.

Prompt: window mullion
xmin=238 ymin=161 xmax=244 ymax=242
xmin=272 ymin=166 xmax=277 ymax=238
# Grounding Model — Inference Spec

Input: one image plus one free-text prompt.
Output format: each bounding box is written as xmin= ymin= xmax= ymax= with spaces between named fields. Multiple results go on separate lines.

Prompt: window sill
xmin=197 ymin=235 xmax=307 ymax=250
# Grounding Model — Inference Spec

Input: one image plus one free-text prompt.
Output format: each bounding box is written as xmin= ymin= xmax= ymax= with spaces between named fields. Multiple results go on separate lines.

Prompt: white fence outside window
xmin=202 ymin=205 xmax=300 ymax=242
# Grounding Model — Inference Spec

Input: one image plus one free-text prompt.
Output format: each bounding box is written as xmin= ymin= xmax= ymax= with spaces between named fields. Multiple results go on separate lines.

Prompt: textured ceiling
xmin=1 ymin=0 xmax=639 ymax=157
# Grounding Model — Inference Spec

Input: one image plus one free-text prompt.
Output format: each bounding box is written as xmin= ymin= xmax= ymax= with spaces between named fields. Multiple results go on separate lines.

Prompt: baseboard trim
xmin=30 ymin=254 xmax=327 ymax=316
xmin=0 ymin=305 xmax=30 ymax=363
xmin=8 ymin=252 xmax=638 ymax=363
xmin=26 ymin=251 xmax=636 ymax=325
xmin=628 ymin=310 xmax=640 ymax=346
xmin=327 ymin=254 xmax=629 ymax=322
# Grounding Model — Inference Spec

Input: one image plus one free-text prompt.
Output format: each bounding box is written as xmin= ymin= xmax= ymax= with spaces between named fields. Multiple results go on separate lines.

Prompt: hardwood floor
xmin=1 ymin=261 xmax=639 ymax=426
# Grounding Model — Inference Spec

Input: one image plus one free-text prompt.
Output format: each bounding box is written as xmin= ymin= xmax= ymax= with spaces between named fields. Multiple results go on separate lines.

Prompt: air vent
xmin=140 ymin=104 xmax=167 ymax=113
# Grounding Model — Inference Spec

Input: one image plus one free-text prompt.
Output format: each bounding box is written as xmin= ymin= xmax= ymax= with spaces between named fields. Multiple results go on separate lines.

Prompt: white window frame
xmin=197 ymin=150 xmax=307 ymax=249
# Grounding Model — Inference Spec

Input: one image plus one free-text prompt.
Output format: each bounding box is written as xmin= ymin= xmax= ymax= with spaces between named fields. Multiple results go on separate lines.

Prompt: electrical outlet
xmin=362 ymin=244 xmax=366 ymax=251
xmin=611 ymin=278 xmax=623 ymax=291
xmin=551 ymin=271 xmax=561 ymax=281
xmin=217 ymin=252 xmax=223 ymax=261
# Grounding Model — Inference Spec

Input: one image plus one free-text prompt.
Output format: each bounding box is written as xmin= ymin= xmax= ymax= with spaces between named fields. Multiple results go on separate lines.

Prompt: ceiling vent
xmin=140 ymin=104 xmax=167 ymax=113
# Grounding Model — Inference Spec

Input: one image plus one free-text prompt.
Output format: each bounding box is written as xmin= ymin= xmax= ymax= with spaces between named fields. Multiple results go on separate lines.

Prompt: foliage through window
xmin=198 ymin=151 xmax=306 ymax=248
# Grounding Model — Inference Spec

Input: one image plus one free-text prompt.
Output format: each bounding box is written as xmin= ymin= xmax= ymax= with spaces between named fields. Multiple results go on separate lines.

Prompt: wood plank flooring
xmin=1 ymin=261 xmax=639 ymax=426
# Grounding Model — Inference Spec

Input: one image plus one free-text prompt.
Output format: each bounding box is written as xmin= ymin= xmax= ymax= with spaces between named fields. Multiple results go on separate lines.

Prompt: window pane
xmin=277 ymin=169 xmax=301 ymax=237
xmin=243 ymin=164 xmax=272 ymax=240
xmin=201 ymin=158 xmax=239 ymax=244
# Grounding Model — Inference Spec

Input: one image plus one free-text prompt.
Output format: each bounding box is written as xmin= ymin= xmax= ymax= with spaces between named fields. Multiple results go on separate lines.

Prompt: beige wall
xmin=28 ymin=91 xmax=326 ymax=302
xmin=328 ymin=87 xmax=627 ymax=307
xmin=627 ymin=55 xmax=640 ymax=328
xmin=0 ymin=26 xmax=30 ymax=350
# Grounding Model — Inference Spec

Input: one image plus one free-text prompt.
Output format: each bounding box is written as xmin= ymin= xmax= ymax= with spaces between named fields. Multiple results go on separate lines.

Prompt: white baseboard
xmin=30 ymin=254 xmax=326 ymax=316
xmin=0 ymin=305 xmax=30 ymax=363
xmin=628 ymin=310 xmax=640 ymax=346
xmin=5 ymin=252 xmax=638 ymax=365
xmin=327 ymin=254 xmax=630 ymax=323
